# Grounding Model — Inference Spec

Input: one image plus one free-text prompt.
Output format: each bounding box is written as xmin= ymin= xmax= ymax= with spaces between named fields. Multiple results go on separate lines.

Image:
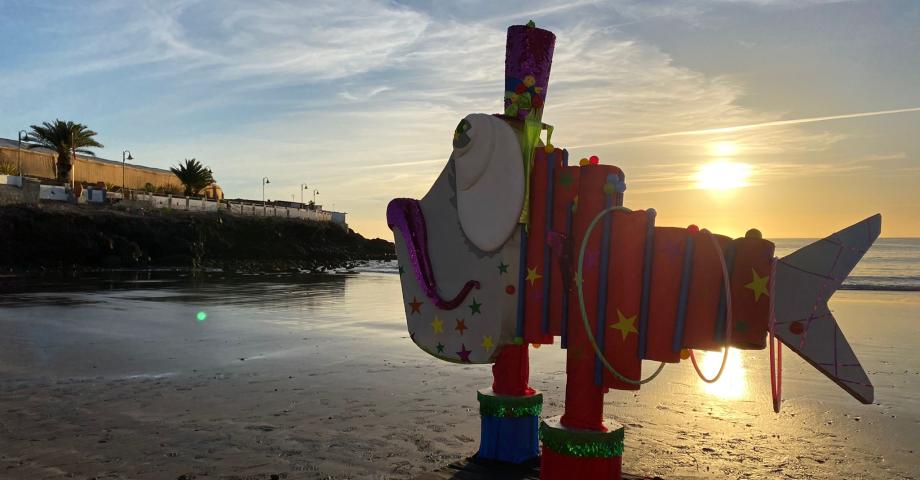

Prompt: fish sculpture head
xmin=387 ymin=113 xmax=527 ymax=363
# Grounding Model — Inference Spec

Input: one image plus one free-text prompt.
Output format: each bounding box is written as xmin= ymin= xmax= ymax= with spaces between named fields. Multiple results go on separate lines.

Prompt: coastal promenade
xmin=0 ymin=173 xmax=347 ymax=229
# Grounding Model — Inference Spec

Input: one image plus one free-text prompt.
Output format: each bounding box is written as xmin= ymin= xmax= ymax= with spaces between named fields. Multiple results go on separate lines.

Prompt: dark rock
xmin=0 ymin=203 xmax=394 ymax=273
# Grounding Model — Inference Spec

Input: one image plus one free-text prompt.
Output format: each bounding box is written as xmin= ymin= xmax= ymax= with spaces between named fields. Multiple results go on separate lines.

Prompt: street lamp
xmin=122 ymin=150 xmax=133 ymax=195
xmin=17 ymin=130 xmax=27 ymax=176
xmin=262 ymin=177 xmax=270 ymax=209
xmin=300 ymin=183 xmax=308 ymax=207
xmin=70 ymin=130 xmax=76 ymax=192
xmin=313 ymin=188 xmax=320 ymax=207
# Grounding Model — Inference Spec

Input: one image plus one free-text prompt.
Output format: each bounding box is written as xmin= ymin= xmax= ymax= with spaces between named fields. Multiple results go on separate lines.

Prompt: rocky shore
xmin=0 ymin=203 xmax=394 ymax=273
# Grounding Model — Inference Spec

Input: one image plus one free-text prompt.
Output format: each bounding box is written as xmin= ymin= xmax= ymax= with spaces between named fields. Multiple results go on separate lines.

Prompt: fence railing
xmin=0 ymin=177 xmax=345 ymax=227
xmin=130 ymin=192 xmax=336 ymax=224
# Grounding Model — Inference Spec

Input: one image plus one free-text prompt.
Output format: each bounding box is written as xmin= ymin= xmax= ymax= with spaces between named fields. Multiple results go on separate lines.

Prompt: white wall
xmin=39 ymin=185 xmax=67 ymax=201
xmin=0 ymin=175 xmax=23 ymax=187
xmin=131 ymin=193 xmax=340 ymax=224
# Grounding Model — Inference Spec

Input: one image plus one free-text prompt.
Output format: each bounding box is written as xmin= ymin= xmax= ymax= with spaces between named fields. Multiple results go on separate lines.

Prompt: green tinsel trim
xmin=539 ymin=421 xmax=624 ymax=458
xmin=477 ymin=391 xmax=543 ymax=418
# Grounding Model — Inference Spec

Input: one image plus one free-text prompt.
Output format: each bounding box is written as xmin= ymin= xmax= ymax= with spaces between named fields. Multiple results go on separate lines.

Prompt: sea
xmin=355 ymin=238 xmax=920 ymax=292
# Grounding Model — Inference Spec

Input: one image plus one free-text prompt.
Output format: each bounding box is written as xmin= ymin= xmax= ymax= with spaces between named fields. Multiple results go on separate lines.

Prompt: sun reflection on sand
xmin=699 ymin=348 xmax=748 ymax=400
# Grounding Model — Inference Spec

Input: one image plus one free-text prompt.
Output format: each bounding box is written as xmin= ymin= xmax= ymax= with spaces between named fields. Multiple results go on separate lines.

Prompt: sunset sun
xmin=695 ymin=160 xmax=752 ymax=191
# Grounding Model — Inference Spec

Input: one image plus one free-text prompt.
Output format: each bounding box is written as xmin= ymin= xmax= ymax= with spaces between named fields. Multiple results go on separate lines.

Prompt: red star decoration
xmin=455 ymin=318 xmax=468 ymax=335
xmin=408 ymin=297 xmax=422 ymax=314
xmin=457 ymin=344 xmax=472 ymax=363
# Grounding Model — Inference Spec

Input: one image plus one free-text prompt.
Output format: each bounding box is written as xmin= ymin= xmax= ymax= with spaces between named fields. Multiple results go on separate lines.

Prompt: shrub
xmin=0 ymin=160 xmax=19 ymax=175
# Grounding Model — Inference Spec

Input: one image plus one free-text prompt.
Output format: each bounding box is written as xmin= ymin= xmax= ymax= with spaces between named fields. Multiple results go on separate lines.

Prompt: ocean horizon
xmin=356 ymin=238 xmax=920 ymax=292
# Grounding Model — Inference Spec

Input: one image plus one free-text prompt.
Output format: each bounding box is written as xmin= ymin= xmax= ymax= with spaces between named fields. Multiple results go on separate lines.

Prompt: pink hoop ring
xmin=767 ymin=256 xmax=783 ymax=412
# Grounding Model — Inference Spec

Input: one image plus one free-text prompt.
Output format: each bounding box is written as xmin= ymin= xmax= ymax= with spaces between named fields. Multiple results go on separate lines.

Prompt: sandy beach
xmin=1 ymin=272 xmax=918 ymax=479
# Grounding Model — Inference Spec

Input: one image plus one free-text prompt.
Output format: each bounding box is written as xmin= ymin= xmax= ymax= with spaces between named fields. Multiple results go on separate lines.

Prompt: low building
xmin=0 ymin=138 xmax=222 ymax=198
xmin=329 ymin=211 xmax=347 ymax=228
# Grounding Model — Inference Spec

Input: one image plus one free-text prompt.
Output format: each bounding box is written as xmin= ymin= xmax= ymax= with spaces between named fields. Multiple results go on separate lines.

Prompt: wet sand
xmin=0 ymin=273 xmax=917 ymax=479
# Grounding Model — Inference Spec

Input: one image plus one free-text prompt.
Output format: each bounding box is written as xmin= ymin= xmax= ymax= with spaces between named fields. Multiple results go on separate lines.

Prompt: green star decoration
xmin=497 ymin=262 xmax=509 ymax=275
xmin=736 ymin=320 xmax=749 ymax=334
xmin=469 ymin=298 xmax=482 ymax=315
xmin=559 ymin=171 xmax=574 ymax=186
xmin=436 ymin=342 xmax=445 ymax=354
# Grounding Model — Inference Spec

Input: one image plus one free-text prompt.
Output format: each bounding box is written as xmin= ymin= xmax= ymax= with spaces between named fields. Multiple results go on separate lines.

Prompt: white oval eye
xmin=455 ymin=114 xmax=524 ymax=252
xmin=453 ymin=114 xmax=495 ymax=191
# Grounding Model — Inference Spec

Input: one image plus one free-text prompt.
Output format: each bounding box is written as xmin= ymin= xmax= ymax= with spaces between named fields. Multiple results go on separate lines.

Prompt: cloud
xmin=339 ymin=87 xmax=392 ymax=102
xmin=0 ymin=0 xmax=429 ymax=94
xmin=2 ymin=0 xmax=909 ymax=238
xmin=205 ymin=1 xmax=429 ymax=83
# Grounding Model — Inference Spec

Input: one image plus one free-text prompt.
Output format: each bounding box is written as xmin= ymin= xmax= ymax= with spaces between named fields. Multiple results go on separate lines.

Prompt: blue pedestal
xmin=478 ymin=414 xmax=540 ymax=463
xmin=475 ymin=388 xmax=543 ymax=464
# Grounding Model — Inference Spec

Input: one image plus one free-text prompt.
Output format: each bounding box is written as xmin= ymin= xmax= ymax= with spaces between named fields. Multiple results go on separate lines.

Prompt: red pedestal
xmin=540 ymin=416 xmax=624 ymax=480
xmin=541 ymin=448 xmax=622 ymax=480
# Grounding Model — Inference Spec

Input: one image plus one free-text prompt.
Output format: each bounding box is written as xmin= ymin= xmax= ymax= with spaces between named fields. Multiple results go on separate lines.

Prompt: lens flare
xmin=196 ymin=311 xmax=207 ymax=321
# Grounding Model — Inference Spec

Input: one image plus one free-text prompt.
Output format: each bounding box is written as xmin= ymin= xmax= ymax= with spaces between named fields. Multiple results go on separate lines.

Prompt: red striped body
xmin=601 ymin=210 xmax=647 ymax=390
xmin=522 ymin=147 xmax=564 ymax=344
xmin=548 ymin=164 xmax=580 ymax=338
xmin=512 ymin=153 xmax=777 ymax=403
xmin=682 ymin=233 xmax=732 ymax=351
xmin=643 ymin=227 xmax=688 ymax=363
xmin=729 ymin=237 xmax=775 ymax=349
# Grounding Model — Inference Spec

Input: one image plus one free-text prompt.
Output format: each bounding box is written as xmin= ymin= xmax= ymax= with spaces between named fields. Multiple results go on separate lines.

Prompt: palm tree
xmin=170 ymin=158 xmax=215 ymax=196
xmin=24 ymin=120 xmax=103 ymax=181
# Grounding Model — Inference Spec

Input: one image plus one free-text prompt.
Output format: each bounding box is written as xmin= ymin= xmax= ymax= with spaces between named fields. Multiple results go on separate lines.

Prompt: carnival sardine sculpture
xmin=387 ymin=113 xmax=879 ymax=405
xmin=386 ymin=22 xmax=879 ymax=480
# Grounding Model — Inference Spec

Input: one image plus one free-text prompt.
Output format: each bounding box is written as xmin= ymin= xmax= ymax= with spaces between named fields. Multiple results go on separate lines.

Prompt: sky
xmin=1 ymin=0 xmax=918 ymax=239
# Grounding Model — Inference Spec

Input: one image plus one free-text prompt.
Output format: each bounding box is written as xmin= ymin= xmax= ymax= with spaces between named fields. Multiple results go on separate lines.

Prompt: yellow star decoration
xmin=745 ymin=268 xmax=770 ymax=302
xmin=430 ymin=316 xmax=444 ymax=334
xmin=481 ymin=335 xmax=494 ymax=351
xmin=610 ymin=309 xmax=638 ymax=341
xmin=525 ymin=266 xmax=543 ymax=286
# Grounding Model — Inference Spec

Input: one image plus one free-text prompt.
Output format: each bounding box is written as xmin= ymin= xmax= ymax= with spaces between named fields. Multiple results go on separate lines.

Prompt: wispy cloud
xmin=572 ymin=107 xmax=920 ymax=149
xmin=339 ymin=87 xmax=392 ymax=102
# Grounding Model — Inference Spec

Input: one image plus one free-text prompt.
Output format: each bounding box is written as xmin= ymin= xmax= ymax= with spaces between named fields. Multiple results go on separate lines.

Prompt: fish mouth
xmin=386 ymin=197 xmax=479 ymax=310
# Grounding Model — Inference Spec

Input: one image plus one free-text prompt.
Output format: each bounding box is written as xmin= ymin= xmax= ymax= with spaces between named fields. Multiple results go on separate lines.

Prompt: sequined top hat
xmin=504 ymin=21 xmax=556 ymax=122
